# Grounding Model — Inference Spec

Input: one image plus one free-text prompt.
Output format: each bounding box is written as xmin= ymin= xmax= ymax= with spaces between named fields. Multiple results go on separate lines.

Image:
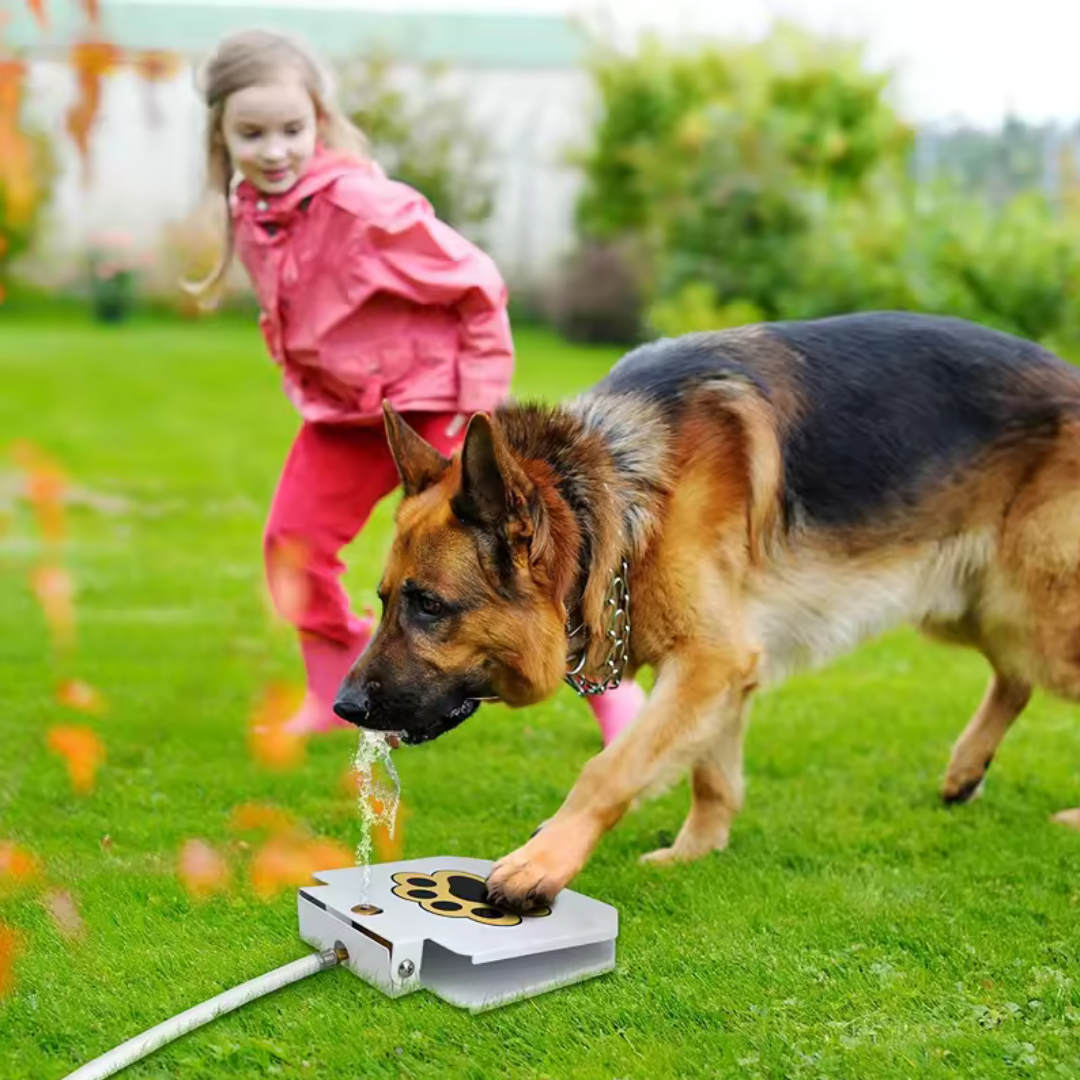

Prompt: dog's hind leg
xmin=639 ymin=704 xmax=749 ymax=865
xmin=941 ymin=669 xmax=1032 ymax=805
xmin=977 ymin=430 xmax=1080 ymax=820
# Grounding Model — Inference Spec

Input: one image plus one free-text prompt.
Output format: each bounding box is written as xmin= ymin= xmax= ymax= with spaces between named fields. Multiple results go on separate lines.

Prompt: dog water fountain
xmin=62 ymin=857 xmax=619 ymax=1079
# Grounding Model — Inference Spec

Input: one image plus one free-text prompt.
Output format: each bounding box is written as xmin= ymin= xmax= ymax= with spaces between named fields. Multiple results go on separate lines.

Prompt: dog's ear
xmin=383 ymin=401 xmax=451 ymax=498
xmin=454 ymin=413 xmax=537 ymax=544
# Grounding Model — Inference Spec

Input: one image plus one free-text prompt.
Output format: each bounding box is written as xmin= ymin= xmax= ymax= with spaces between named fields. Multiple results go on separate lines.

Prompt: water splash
xmin=352 ymin=729 xmax=401 ymax=901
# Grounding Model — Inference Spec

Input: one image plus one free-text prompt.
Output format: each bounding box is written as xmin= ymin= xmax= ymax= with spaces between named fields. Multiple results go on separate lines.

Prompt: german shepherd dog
xmin=334 ymin=311 xmax=1080 ymax=909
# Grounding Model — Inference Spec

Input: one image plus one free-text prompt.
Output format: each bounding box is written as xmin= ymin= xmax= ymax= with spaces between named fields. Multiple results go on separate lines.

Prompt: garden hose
xmin=60 ymin=944 xmax=348 ymax=1080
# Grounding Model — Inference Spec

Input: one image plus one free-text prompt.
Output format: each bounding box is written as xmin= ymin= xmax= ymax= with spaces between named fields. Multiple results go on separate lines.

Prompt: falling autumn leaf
xmin=129 ymin=48 xmax=182 ymax=127
xmin=30 ymin=564 xmax=76 ymax=654
xmin=250 ymin=832 xmax=351 ymax=900
xmin=24 ymin=0 xmax=48 ymax=29
xmin=56 ymin=679 xmax=107 ymax=717
xmin=11 ymin=440 xmax=68 ymax=546
xmin=80 ymin=0 xmax=100 ymax=22
xmin=66 ymin=40 xmax=122 ymax=185
xmin=43 ymin=888 xmax=86 ymax=941
xmin=0 ymin=59 xmax=37 ymax=225
xmin=247 ymin=681 xmax=306 ymax=770
xmin=265 ymin=538 xmax=310 ymax=625
xmin=46 ymin=725 xmax=104 ymax=794
xmin=130 ymin=48 xmax=181 ymax=81
xmin=0 ymin=841 xmax=42 ymax=889
xmin=0 ymin=925 xmax=19 ymax=998
xmin=249 ymin=833 xmax=311 ymax=900
xmin=228 ymin=803 xmax=296 ymax=834
xmin=306 ymin=838 xmax=353 ymax=873
xmin=340 ymin=764 xmax=361 ymax=798
xmin=368 ymin=795 xmax=407 ymax=863
xmin=177 ymin=839 xmax=231 ymax=900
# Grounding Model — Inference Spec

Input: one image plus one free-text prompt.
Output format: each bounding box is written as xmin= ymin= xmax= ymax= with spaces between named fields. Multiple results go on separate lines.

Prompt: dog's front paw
xmin=486 ymin=824 xmax=588 ymax=910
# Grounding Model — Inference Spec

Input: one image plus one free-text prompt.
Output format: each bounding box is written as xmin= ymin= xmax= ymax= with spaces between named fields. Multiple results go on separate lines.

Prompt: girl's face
xmin=221 ymin=74 xmax=318 ymax=194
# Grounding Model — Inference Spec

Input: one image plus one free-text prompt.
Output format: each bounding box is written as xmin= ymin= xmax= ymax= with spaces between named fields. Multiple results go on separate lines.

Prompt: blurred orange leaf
xmin=265 ymin=538 xmax=310 ymax=625
xmin=56 ymin=679 xmax=107 ymax=717
xmin=0 ymin=841 xmax=42 ymax=888
xmin=0 ymin=925 xmax=19 ymax=998
xmin=368 ymin=795 xmax=407 ymax=863
xmin=0 ymin=59 xmax=36 ymax=224
xmin=250 ymin=833 xmax=351 ymax=900
xmin=30 ymin=565 xmax=76 ymax=653
xmin=25 ymin=0 xmax=47 ymax=29
xmin=67 ymin=40 xmax=122 ymax=184
xmin=228 ymin=803 xmax=296 ymax=834
xmin=249 ymin=834 xmax=312 ymax=899
xmin=131 ymin=48 xmax=182 ymax=81
xmin=177 ymin=839 xmax=231 ymax=900
xmin=43 ymin=888 xmax=86 ymax=941
xmin=371 ymin=820 xmax=402 ymax=863
xmin=80 ymin=0 xmax=100 ymax=22
xmin=131 ymin=48 xmax=182 ymax=127
xmin=46 ymin=726 xmax=104 ymax=794
xmin=306 ymin=838 xmax=352 ymax=873
xmin=70 ymin=39 xmax=118 ymax=77
xmin=11 ymin=440 xmax=68 ymax=545
xmin=340 ymin=764 xmax=361 ymax=797
xmin=247 ymin=681 xmax=306 ymax=770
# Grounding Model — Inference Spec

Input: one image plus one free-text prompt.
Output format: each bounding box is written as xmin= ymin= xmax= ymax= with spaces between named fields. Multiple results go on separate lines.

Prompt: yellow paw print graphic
xmin=390 ymin=870 xmax=551 ymax=926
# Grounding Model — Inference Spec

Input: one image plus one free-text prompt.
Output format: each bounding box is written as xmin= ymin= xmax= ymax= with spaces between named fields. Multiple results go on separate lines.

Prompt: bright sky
xmin=134 ymin=0 xmax=1079 ymax=127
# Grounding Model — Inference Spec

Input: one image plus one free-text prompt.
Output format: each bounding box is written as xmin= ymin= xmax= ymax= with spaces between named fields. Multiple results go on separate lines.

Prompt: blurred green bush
xmin=558 ymin=22 xmax=1080 ymax=347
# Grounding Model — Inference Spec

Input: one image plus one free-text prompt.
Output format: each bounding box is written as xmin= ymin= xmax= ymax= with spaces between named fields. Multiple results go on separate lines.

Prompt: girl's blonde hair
xmin=181 ymin=28 xmax=370 ymax=309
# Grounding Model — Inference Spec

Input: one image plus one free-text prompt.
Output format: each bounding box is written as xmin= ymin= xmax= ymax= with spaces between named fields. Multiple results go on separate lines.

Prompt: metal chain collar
xmin=564 ymin=557 xmax=631 ymax=697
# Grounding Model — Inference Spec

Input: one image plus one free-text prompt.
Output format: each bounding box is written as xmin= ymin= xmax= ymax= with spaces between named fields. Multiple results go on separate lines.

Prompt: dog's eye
xmin=401 ymin=580 xmax=452 ymax=624
xmin=419 ymin=595 xmax=444 ymax=618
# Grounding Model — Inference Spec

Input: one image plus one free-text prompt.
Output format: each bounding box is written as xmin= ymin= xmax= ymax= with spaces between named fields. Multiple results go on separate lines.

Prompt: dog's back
xmin=593 ymin=311 xmax=1080 ymax=534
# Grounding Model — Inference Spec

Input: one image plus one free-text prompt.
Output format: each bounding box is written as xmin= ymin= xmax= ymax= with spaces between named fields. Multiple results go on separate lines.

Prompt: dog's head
xmin=334 ymin=404 xmax=581 ymax=744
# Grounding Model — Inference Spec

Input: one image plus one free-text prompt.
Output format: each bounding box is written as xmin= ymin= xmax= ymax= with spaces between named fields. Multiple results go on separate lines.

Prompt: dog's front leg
xmin=486 ymin=644 xmax=758 ymax=908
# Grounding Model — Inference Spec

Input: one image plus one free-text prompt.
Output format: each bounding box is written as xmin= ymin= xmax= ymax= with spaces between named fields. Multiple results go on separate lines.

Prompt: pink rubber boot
xmin=587 ymin=679 xmax=647 ymax=747
xmin=282 ymin=624 xmax=372 ymax=736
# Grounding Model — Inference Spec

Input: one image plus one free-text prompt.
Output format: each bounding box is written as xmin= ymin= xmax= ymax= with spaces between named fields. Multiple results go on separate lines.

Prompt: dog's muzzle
xmin=333 ymin=678 xmax=486 ymax=744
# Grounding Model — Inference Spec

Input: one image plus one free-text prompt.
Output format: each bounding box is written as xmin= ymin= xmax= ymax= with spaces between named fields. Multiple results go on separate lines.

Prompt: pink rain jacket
xmin=232 ymin=148 xmax=514 ymax=424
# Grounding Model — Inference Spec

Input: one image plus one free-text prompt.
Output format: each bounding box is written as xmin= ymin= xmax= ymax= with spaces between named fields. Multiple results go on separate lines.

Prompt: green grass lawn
xmin=2 ymin=314 xmax=1080 ymax=1080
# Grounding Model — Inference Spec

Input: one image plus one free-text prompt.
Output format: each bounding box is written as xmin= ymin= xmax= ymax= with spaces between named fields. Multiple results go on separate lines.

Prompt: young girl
xmin=184 ymin=28 xmax=644 ymax=745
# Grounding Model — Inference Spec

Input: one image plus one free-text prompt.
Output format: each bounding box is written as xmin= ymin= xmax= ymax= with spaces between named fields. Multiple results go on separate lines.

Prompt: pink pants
xmin=263 ymin=412 xmax=644 ymax=743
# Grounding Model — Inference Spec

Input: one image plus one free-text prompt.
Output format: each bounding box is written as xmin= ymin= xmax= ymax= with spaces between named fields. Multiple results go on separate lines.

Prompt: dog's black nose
xmin=333 ymin=683 xmax=371 ymax=726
